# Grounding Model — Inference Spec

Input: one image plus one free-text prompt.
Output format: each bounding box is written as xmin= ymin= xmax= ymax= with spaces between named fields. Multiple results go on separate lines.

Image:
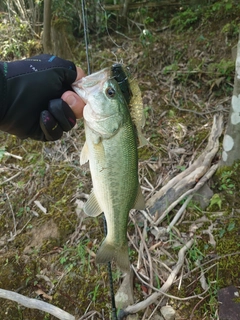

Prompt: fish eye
xmin=106 ymin=86 xmax=116 ymax=98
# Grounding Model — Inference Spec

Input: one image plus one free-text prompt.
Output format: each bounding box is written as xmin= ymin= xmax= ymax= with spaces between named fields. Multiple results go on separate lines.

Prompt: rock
xmin=218 ymin=286 xmax=240 ymax=320
xmin=126 ymin=315 xmax=139 ymax=320
xmin=151 ymin=314 xmax=164 ymax=320
xmin=192 ymin=182 xmax=213 ymax=210
xmin=160 ymin=305 xmax=176 ymax=320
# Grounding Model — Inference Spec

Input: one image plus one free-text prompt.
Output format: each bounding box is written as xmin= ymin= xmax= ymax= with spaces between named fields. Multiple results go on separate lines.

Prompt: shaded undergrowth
xmin=1 ymin=2 xmax=240 ymax=319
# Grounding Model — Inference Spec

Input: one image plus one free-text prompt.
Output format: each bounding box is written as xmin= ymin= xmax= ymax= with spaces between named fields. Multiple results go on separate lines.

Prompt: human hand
xmin=0 ymin=54 xmax=85 ymax=141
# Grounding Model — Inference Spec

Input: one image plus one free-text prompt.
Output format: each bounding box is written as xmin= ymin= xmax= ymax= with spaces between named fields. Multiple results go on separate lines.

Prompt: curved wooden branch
xmin=121 ymin=239 xmax=194 ymax=316
xmin=0 ymin=289 xmax=75 ymax=320
xmin=147 ymin=114 xmax=224 ymax=220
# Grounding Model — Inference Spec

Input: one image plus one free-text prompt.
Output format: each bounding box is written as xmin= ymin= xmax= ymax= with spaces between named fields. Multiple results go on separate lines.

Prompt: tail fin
xmin=96 ymin=239 xmax=130 ymax=273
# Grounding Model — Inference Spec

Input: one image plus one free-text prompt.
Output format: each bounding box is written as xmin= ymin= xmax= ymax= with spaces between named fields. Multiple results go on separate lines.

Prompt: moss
xmin=138 ymin=146 xmax=153 ymax=161
xmin=1 ymin=5 xmax=240 ymax=319
xmin=215 ymin=217 xmax=240 ymax=288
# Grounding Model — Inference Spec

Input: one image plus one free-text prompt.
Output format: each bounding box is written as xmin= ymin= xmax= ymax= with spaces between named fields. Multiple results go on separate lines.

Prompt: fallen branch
xmin=120 ymin=239 xmax=194 ymax=317
xmin=104 ymin=1 xmax=189 ymax=11
xmin=4 ymin=151 xmax=22 ymax=160
xmin=158 ymin=162 xmax=219 ymax=227
xmin=132 ymin=264 xmax=209 ymax=301
xmin=0 ymin=289 xmax=75 ymax=320
xmin=147 ymin=114 xmax=223 ymax=221
xmin=166 ymin=194 xmax=193 ymax=232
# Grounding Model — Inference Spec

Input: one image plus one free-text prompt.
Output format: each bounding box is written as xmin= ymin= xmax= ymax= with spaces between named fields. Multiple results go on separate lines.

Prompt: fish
xmin=72 ymin=67 xmax=145 ymax=272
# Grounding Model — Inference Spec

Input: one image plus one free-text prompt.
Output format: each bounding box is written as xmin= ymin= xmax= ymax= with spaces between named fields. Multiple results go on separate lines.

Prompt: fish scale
xmin=72 ymin=67 xmax=145 ymax=272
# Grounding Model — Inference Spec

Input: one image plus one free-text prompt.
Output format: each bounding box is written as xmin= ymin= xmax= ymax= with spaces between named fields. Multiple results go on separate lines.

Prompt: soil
xmin=1 ymin=3 xmax=240 ymax=320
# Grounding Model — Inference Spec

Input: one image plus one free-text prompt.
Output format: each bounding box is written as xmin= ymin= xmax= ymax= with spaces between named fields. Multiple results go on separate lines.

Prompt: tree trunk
xmin=122 ymin=0 xmax=131 ymax=18
xmin=43 ymin=0 xmax=52 ymax=54
xmin=222 ymin=32 xmax=240 ymax=166
xmin=51 ymin=23 xmax=73 ymax=59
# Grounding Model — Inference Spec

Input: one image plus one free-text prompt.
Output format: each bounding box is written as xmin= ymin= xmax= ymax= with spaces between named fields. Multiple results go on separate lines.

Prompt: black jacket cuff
xmin=0 ymin=63 xmax=7 ymax=123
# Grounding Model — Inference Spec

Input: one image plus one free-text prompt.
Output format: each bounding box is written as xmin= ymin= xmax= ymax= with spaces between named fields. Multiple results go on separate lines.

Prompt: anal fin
xmin=84 ymin=191 xmax=103 ymax=217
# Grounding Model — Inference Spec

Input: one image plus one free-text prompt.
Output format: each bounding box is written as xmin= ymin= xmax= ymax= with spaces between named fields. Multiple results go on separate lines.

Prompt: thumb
xmin=62 ymin=92 xmax=85 ymax=119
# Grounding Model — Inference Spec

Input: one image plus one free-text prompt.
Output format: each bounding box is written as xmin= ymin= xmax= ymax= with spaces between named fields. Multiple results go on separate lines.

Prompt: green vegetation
xmin=1 ymin=1 xmax=240 ymax=319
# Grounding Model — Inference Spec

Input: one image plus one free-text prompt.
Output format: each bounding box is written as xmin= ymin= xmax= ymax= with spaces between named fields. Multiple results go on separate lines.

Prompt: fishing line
xmin=98 ymin=1 xmax=121 ymax=50
xmin=81 ymin=0 xmax=91 ymax=74
xmin=98 ymin=1 xmax=130 ymax=65
xmin=103 ymin=217 xmax=118 ymax=320
xmin=80 ymin=1 xmax=117 ymax=319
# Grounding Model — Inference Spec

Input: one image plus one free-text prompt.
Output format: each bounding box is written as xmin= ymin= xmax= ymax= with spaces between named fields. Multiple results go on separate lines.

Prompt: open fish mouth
xmin=72 ymin=68 xmax=110 ymax=102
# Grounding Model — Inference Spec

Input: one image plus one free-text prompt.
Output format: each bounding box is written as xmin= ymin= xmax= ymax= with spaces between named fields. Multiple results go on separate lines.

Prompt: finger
xmin=61 ymin=91 xmax=85 ymax=119
xmin=76 ymin=67 xmax=85 ymax=81
xmin=40 ymin=110 xmax=63 ymax=141
xmin=48 ymin=99 xmax=76 ymax=131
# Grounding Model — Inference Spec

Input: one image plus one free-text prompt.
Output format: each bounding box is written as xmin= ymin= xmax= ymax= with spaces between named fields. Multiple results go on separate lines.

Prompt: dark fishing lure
xmin=111 ymin=64 xmax=132 ymax=105
xmin=111 ymin=63 xmax=147 ymax=147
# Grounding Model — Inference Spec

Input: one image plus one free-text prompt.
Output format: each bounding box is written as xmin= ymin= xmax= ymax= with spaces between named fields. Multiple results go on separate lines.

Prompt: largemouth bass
xmin=72 ymin=67 xmax=145 ymax=272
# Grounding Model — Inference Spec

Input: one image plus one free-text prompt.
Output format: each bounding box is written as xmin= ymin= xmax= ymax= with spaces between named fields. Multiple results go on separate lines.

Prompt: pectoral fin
xmin=80 ymin=141 xmax=89 ymax=165
xmin=133 ymin=185 xmax=145 ymax=210
xmin=84 ymin=191 xmax=103 ymax=217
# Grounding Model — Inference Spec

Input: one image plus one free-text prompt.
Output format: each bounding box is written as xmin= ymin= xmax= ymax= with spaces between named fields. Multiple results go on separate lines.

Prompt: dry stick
xmin=135 ymin=219 xmax=154 ymax=294
xmin=4 ymin=151 xmax=22 ymax=160
xmin=0 ymin=289 xmax=75 ymax=320
xmin=185 ymin=262 xmax=218 ymax=290
xmin=6 ymin=193 xmax=16 ymax=236
xmin=147 ymin=113 xmax=223 ymax=220
xmin=132 ymin=264 xmax=209 ymax=302
xmin=189 ymin=294 xmax=210 ymax=320
xmin=183 ymin=252 xmax=240 ymax=280
xmin=167 ymin=194 xmax=193 ymax=232
xmin=124 ymin=238 xmax=194 ymax=315
xmin=0 ymin=172 xmax=21 ymax=185
xmin=195 ymin=260 xmax=209 ymax=291
xmin=78 ymin=310 xmax=103 ymax=319
xmin=166 ymin=159 xmax=219 ymax=232
xmin=155 ymin=162 xmax=219 ymax=226
xmin=147 ymin=297 xmax=165 ymax=320
xmin=7 ymin=216 xmax=33 ymax=242
xmin=135 ymin=218 xmax=145 ymax=270
xmin=140 ymin=209 xmax=155 ymax=224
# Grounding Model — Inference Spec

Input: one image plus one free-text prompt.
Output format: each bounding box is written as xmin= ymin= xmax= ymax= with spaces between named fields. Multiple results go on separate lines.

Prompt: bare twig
xmin=4 ymin=151 xmax=22 ymax=160
xmin=167 ymin=194 xmax=193 ymax=232
xmin=0 ymin=172 xmax=21 ymax=185
xmin=147 ymin=114 xmax=223 ymax=221
xmin=0 ymin=289 xmax=75 ymax=320
xmin=132 ymin=264 xmax=209 ymax=301
xmin=154 ymin=162 xmax=219 ymax=226
xmin=123 ymin=239 xmax=194 ymax=315
xmin=6 ymin=193 xmax=16 ymax=236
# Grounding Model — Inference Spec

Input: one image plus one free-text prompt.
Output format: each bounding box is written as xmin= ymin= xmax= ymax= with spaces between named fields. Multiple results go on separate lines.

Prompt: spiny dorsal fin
xmin=125 ymin=70 xmax=148 ymax=147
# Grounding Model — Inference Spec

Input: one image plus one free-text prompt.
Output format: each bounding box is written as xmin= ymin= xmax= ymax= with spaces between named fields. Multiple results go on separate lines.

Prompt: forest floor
xmin=0 ymin=3 xmax=240 ymax=320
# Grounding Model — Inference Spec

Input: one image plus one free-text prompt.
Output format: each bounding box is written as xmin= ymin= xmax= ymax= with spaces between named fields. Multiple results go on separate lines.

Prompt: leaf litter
xmin=1 ymin=16 xmax=240 ymax=320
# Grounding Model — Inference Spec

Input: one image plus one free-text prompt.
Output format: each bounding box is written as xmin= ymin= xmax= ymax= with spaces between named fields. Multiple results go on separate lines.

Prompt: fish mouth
xmin=72 ymin=68 xmax=110 ymax=102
